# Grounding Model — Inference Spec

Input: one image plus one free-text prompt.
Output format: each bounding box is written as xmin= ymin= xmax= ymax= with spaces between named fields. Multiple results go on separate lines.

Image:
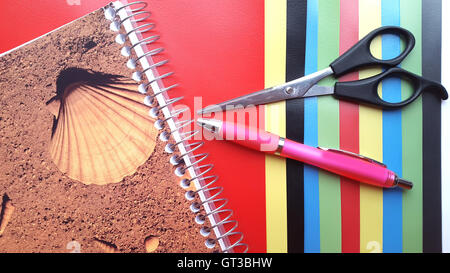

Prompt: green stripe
xmin=400 ymin=0 xmax=423 ymax=253
xmin=317 ymin=0 xmax=341 ymax=253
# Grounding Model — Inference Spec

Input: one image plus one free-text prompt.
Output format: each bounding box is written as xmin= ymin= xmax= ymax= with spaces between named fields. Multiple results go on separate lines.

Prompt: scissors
xmin=198 ymin=26 xmax=447 ymax=115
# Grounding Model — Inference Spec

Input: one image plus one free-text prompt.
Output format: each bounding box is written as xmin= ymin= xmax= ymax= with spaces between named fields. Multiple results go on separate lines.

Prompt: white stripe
xmin=441 ymin=0 xmax=450 ymax=253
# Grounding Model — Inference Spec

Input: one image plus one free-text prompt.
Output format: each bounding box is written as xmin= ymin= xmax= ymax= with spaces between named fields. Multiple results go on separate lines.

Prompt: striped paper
xmin=263 ymin=0 xmax=443 ymax=253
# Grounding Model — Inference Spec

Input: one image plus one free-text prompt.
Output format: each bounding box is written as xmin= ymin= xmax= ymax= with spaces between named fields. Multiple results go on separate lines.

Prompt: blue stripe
xmin=304 ymin=0 xmax=320 ymax=253
xmin=382 ymin=0 xmax=403 ymax=253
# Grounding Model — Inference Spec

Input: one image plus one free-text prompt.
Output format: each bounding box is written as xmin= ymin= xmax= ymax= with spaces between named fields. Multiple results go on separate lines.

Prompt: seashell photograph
xmin=47 ymin=68 xmax=158 ymax=185
xmin=0 ymin=6 xmax=214 ymax=253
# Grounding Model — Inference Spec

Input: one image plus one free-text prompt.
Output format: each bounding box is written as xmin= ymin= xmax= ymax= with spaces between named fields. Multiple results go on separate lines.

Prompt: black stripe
xmin=422 ymin=0 xmax=442 ymax=253
xmin=286 ymin=0 xmax=307 ymax=253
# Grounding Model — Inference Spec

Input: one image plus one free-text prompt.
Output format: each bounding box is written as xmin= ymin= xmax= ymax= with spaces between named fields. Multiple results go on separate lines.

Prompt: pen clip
xmin=317 ymin=147 xmax=387 ymax=168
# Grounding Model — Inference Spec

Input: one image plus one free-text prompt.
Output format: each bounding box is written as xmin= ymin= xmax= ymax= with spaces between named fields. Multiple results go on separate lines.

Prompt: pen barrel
xmin=220 ymin=122 xmax=280 ymax=153
xmin=280 ymin=139 xmax=396 ymax=188
xmin=219 ymin=121 xmax=396 ymax=188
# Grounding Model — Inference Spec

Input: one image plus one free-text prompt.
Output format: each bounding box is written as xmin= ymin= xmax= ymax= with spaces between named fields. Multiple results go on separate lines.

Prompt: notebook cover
xmin=0 ymin=0 xmax=446 ymax=253
xmin=0 ymin=4 xmax=214 ymax=253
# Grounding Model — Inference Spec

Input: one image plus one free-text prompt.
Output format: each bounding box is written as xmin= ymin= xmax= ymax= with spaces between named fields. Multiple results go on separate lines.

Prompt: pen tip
xmin=196 ymin=118 xmax=222 ymax=133
xmin=395 ymin=177 xmax=413 ymax=190
xmin=196 ymin=118 xmax=207 ymax=127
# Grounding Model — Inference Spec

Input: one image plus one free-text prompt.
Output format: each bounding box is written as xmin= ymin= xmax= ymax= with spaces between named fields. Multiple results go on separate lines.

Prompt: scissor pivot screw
xmin=285 ymin=87 xmax=294 ymax=94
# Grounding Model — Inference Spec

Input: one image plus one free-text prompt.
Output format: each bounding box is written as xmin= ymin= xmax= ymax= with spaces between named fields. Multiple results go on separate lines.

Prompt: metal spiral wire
xmin=122 ymin=35 xmax=160 ymax=57
xmin=104 ymin=1 xmax=248 ymax=253
xmin=127 ymin=47 xmax=164 ymax=69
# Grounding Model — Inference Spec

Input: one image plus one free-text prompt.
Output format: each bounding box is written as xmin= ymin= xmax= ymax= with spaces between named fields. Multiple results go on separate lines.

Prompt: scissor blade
xmin=198 ymin=86 xmax=288 ymax=114
xmin=197 ymin=67 xmax=334 ymax=115
xmin=198 ymin=85 xmax=335 ymax=114
xmin=302 ymin=85 xmax=334 ymax=98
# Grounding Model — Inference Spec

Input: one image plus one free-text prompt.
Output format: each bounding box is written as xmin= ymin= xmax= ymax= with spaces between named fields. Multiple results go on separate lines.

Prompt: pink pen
xmin=197 ymin=118 xmax=412 ymax=190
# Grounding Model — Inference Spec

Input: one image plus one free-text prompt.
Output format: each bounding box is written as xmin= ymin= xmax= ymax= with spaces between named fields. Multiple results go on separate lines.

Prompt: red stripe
xmin=339 ymin=0 xmax=360 ymax=253
xmin=0 ymin=0 xmax=112 ymax=53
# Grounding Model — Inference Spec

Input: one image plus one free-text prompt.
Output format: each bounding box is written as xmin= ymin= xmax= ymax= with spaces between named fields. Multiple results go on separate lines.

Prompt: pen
xmin=197 ymin=118 xmax=413 ymax=190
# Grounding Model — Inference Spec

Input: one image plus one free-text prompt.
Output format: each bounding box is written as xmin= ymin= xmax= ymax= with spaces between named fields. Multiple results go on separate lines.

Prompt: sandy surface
xmin=0 ymin=6 xmax=213 ymax=253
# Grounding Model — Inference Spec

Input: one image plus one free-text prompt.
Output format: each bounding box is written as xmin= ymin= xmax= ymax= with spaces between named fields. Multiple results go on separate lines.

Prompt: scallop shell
xmin=144 ymin=235 xmax=159 ymax=253
xmin=0 ymin=197 xmax=14 ymax=236
xmin=47 ymin=69 xmax=158 ymax=185
xmin=93 ymin=238 xmax=120 ymax=253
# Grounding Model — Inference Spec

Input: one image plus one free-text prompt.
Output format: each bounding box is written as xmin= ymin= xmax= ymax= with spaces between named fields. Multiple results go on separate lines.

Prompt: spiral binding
xmin=104 ymin=1 xmax=248 ymax=253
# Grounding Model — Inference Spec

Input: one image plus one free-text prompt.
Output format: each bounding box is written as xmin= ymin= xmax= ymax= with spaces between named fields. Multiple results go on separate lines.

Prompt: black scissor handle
xmin=330 ymin=26 xmax=415 ymax=77
xmin=333 ymin=67 xmax=448 ymax=109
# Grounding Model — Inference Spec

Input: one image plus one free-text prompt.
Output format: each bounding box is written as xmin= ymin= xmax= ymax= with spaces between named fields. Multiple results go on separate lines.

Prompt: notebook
xmin=0 ymin=1 xmax=244 ymax=253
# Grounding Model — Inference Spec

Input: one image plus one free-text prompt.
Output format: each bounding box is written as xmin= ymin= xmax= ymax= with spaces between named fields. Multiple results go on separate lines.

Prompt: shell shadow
xmin=47 ymin=68 xmax=133 ymax=137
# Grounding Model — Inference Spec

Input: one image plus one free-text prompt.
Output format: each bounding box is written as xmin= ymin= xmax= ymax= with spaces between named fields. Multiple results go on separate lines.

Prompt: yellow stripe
xmin=264 ymin=0 xmax=287 ymax=253
xmin=359 ymin=0 xmax=383 ymax=253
